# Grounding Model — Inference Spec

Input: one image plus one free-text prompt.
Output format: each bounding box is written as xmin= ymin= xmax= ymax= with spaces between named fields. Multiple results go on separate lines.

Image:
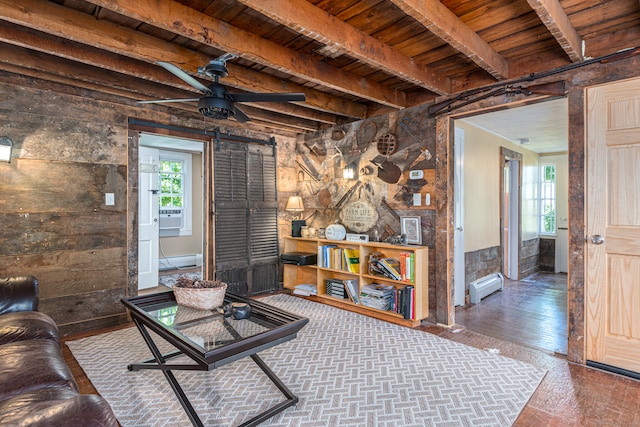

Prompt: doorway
xmin=138 ymin=133 xmax=205 ymax=291
xmin=452 ymin=98 xmax=569 ymax=353
xmin=501 ymin=151 xmax=521 ymax=280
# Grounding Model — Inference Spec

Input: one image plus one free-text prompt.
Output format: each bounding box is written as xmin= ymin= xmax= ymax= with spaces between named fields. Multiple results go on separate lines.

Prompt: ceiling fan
xmin=138 ymin=53 xmax=306 ymax=122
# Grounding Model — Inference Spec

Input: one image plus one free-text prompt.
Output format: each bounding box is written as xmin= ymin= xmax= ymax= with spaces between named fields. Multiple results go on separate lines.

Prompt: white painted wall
xmin=455 ymin=121 xmax=539 ymax=253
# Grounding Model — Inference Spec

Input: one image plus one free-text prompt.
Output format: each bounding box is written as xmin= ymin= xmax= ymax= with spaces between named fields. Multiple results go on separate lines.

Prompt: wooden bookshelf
xmin=283 ymin=237 xmax=428 ymax=327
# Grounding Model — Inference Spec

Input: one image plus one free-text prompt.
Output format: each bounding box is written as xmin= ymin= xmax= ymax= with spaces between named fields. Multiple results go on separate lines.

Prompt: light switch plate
xmin=425 ymin=193 xmax=431 ymax=206
xmin=413 ymin=193 xmax=421 ymax=206
xmin=105 ymin=193 xmax=115 ymax=206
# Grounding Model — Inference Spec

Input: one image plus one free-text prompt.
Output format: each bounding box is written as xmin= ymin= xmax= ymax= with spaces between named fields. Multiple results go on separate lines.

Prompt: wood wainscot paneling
xmin=520 ymin=237 xmax=540 ymax=279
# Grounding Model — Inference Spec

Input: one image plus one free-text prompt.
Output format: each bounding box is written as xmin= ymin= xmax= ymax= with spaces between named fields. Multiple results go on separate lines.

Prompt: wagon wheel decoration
xmin=376 ymin=133 xmax=397 ymax=156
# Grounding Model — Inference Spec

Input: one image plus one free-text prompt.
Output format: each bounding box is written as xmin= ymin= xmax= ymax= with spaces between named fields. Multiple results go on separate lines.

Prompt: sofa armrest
xmin=0 ymin=276 xmax=39 ymax=315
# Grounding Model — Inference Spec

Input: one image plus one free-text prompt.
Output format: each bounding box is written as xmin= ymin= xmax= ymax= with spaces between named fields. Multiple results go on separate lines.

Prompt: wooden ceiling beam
xmin=525 ymin=0 xmax=583 ymax=62
xmin=0 ymin=22 xmax=337 ymax=126
xmin=0 ymin=44 xmax=319 ymax=133
xmin=0 ymin=0 xmax=366 ymax=120
xmin=84 ymin=0 xmax=408 ymax=108
xmin=236 ymin=0 xmax=449 ymax=95
xmin=389 ymin=0 xmax=510 ymax=80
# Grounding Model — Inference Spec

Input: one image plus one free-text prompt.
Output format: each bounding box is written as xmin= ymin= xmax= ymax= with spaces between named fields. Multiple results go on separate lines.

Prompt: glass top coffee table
xmin=121 ymin=291 xmax=309 ymax=427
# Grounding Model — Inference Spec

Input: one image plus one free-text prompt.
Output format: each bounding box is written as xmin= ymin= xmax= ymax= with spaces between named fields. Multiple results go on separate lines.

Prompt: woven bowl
xmin=173 ymin=280 xmax=227 ymax=311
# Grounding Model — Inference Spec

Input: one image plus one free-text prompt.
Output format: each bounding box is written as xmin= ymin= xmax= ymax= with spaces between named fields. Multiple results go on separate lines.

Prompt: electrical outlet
xmin=105 ymin=193 xmax=115 ymax=206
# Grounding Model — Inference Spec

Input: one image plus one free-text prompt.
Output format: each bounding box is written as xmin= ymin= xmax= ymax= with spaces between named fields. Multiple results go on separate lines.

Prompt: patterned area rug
xmin=67 ymin=294 xmax=545 ymax=427
xmin=158 ymin=271 xmax=202 ymax=287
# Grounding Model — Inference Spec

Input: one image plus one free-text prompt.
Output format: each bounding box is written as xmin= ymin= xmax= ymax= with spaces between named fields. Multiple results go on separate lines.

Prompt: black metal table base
xmin=128 ymin=318 xmax=298 ymax=427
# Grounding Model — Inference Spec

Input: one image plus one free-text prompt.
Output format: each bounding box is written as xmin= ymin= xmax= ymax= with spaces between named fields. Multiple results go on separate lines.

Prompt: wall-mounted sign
xmin=339 ymin=200 xmax=379 ymax=233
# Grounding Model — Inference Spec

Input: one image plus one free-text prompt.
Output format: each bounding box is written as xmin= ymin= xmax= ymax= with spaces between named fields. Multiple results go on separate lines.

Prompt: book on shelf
xmin=360 ymin=283 xmax=395 ymax=311
xmin=293 ymin=283 xmax=318 ymax=296
xmin=344 ymin=279 xmax=360 ymax=304
xmin=399 ymin=252 xmax=415 ymax=283
xmin=396 ymin=285 xmax=414 ymax=319
xmin=319 ymin=244 xmax=337 ymax=269
xmin=343 ymin=248 xmax=360 ymax=273
xmin=379 ymin=258 xmax=402 ymax=281
xmin=367 ymin=252 xmax=404 ymax=281
xmin=325 ymin=278 xmax=346 ymax=299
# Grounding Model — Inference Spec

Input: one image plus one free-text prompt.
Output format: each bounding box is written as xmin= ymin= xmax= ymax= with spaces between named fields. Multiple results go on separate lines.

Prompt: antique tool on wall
xmin=399 ymin=118 xmax=423 ymax=146
xmin=295 ymin=159 xmax=320 ymax=182
xmin=380 ymin=197 xmax=400 ymax=220
xmin=317 ymin=185 xmax=333 ymax=208
xmin=428 ymin=80 xmax=566 ymax=117
xmin=370 ymin=155 xmax=401 ymax=184
xmin=409 ymin=147 xmax=433 ymax=168
xmin=333 ymin=181 xmax=361 ymax=209
xmin=376 ymin=133 xmax=397 ymax=156
xmin=301 ymin=156 xmax=324 ymax=181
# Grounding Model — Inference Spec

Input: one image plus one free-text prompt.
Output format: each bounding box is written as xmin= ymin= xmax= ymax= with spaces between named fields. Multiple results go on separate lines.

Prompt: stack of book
xmin=293 ymin=283 xmax=317 ymax=296
xmin=360 ymin=283 xmax=395 ymax=311
xmin=368 ymin=253 xmax=402 ymax=281
xmin=325 ymin=278 xmax=346 ymax=299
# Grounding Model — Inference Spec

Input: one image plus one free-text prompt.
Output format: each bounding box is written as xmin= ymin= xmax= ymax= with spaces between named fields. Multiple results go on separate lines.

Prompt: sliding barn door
xmin=586 ymin=77 xmax=640 ymax=373
xmin=213 ymin=141 xmax=279 ymax=296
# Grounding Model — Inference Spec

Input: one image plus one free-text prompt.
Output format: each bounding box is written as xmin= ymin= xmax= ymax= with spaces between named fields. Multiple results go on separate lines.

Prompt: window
xmin=539 ymin=163 xmax=556 ymax=235
xmin=160 ymin=159 xmax=184 ymax=208
xmin=159 ymin=151 xmax=192 ymax=236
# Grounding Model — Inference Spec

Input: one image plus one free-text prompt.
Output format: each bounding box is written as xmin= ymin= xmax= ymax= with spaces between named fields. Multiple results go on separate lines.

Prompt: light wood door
xmin=586 ymin=77 xmax=640 ymax=373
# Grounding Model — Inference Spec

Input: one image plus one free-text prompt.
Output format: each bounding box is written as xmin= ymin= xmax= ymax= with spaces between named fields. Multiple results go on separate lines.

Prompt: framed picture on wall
xmin=401 ymin=216 xmax=422 ymax=245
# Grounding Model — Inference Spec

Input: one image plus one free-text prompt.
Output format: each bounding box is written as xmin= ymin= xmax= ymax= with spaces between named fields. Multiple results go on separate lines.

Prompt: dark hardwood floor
xmin=62 ymin=276 xmax=640 ymax=427
xmin=454 ymin=271 xmax=568 ymax=354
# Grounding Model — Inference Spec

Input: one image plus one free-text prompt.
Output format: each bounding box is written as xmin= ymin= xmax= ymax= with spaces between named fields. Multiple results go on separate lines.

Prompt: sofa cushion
xmin=0 ymin=340 xmax=77 ymax=401
xmin=0 ymin=387 xmax=118 ymax=427
xmin=0 ymin=311 xmax=60 ymax=345
xmin=0 ymin=276 xmax=39 ymax=314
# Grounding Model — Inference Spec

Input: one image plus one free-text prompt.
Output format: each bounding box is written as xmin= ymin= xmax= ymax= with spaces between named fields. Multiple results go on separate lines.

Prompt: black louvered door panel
xmin=213 ymin=142 xmax=279 ymax=296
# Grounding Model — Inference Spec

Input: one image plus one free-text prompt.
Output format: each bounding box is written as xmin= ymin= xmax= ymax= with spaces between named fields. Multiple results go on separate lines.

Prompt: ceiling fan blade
xmin=233 ymin=106 xmax=251 ymax=123
xmin=157 ymin=61 xmax=210 ymax=93
xmin=230 ymin=92 xmax=306 ymax=103
xmin=137 ymin=98 xmax=201 ymax=104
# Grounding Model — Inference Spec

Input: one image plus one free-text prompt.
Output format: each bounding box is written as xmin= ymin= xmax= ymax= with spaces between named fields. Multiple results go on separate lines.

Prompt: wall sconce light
xmin=343 ymin=162 xmax=358 ymax=180
xmin=285 ymin=196 xmax=306 ymax=237
xmin=0 ymin=137 xmax=13 ymax=163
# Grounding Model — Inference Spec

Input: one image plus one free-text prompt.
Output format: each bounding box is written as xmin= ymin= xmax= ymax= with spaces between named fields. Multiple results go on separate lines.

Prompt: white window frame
xmin=539 ymin=163 xmax=556 ymax=236
xmin=159 ymin=150 xmax=192 ymax=236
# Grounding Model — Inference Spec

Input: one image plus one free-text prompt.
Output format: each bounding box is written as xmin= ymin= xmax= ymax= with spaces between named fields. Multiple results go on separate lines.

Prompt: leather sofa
xmin=0 ymin=276 xmax=118 ymax=426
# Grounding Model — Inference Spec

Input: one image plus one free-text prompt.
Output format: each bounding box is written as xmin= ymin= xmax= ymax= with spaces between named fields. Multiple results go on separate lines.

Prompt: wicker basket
xmin=173 ymin=278 xmax=227 ymax=311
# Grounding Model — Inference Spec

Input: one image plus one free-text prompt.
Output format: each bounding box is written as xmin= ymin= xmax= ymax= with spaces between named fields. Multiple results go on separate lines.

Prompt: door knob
xmin=589 ymin=235 xmax=604 ymax=245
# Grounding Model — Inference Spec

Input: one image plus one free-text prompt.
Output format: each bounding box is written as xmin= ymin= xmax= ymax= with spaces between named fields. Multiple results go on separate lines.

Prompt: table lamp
xmin=286 ymin=196 xmax=306 ymax=237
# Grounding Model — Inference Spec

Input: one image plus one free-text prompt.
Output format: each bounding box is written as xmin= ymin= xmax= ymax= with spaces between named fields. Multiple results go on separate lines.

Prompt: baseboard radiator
xmin=469 ymin=273 xmax=504 ymax=304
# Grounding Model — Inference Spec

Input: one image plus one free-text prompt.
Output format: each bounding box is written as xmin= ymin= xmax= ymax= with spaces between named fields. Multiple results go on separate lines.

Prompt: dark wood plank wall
xmin=0 ymin=71 xmax=286 ymax=335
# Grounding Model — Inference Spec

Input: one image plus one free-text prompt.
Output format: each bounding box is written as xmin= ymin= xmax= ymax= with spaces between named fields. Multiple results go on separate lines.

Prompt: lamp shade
xmin=0 ymin=136 xmax=13 ymax=163
xmin=285 ymin=196 xmax=305 ymax=212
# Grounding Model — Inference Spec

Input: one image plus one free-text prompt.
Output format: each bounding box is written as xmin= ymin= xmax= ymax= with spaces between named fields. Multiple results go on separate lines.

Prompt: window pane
xmin=539 ymin=164 xmax=556 ymax=234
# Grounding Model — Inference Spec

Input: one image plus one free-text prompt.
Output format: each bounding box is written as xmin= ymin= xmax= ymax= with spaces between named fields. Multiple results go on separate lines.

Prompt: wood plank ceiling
xmin=0 ymin=0 xmax=638 ymax=136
